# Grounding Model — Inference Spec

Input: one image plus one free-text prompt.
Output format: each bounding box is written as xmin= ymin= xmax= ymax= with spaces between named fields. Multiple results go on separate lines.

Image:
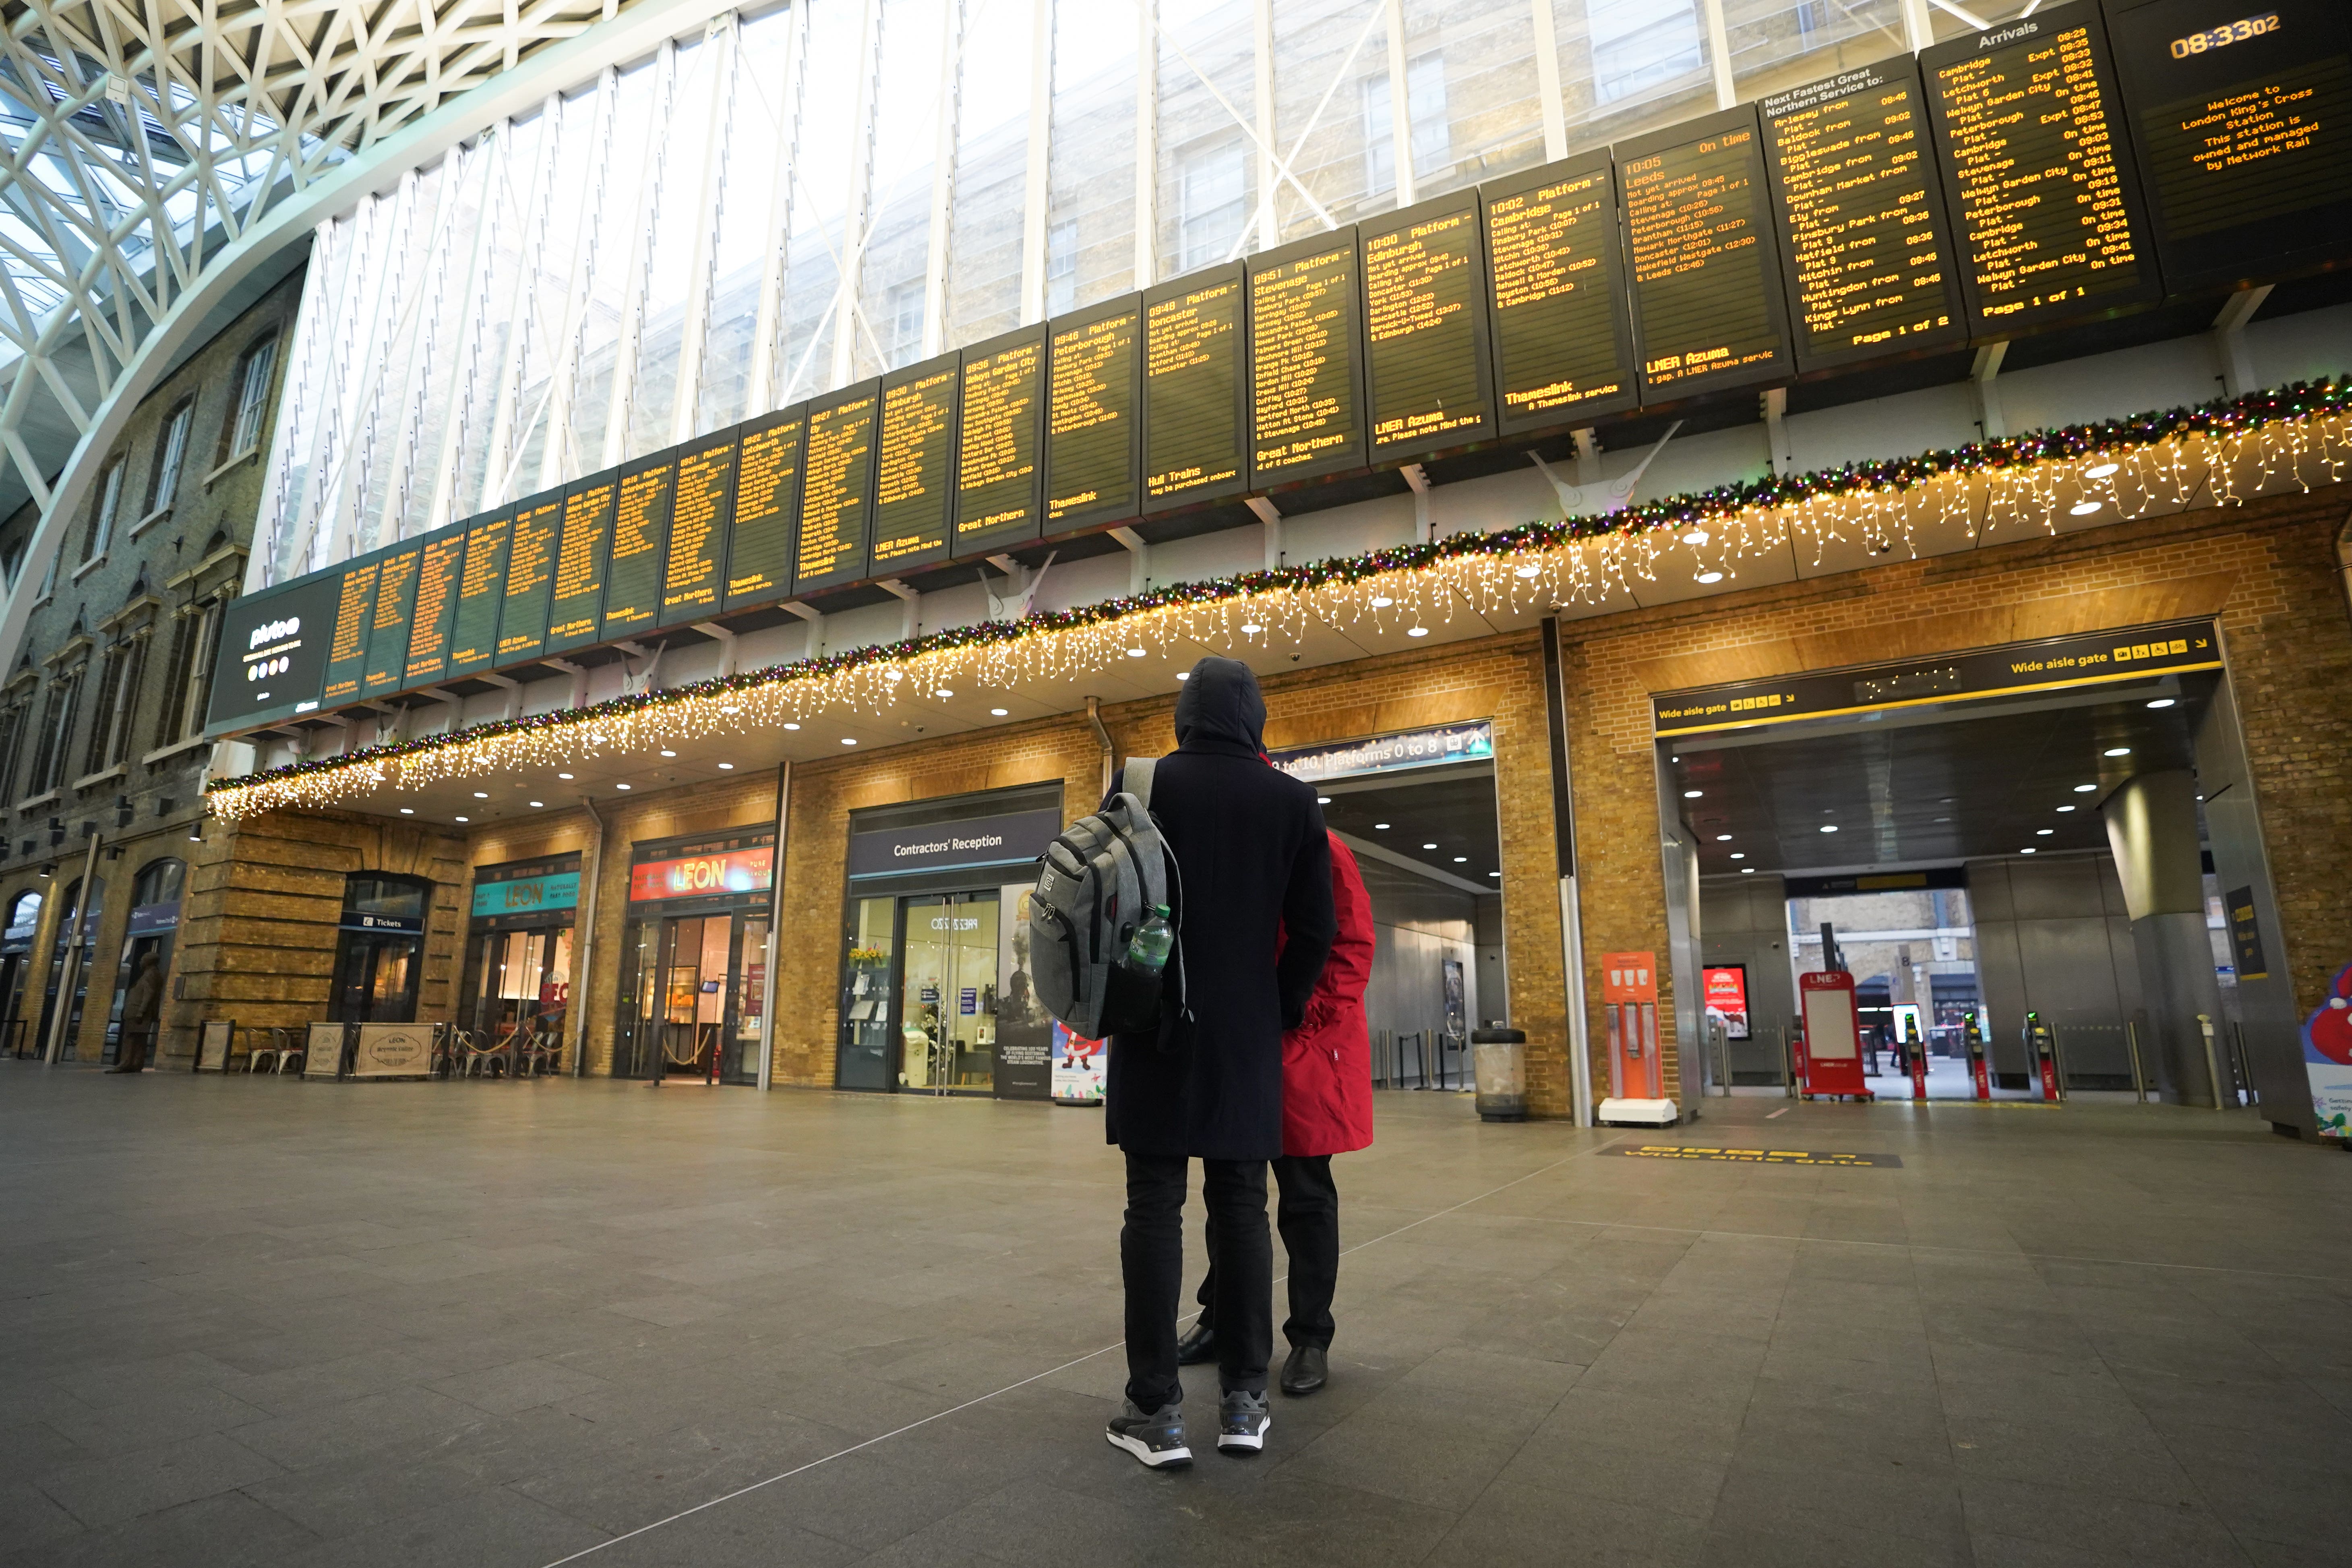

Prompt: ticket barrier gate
xmin=2028 ymin=1011 xmax=2064 ymax=1102
xmin=1965 ymin=1014 xmax=1991 ymax=1100
xmin=1905 ymin=1015 xmax=1928 ymax=1102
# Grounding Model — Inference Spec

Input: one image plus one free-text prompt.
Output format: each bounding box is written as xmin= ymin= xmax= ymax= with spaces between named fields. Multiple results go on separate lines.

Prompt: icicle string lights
xmin=208 ymin=380 xmax=2352 ymax=820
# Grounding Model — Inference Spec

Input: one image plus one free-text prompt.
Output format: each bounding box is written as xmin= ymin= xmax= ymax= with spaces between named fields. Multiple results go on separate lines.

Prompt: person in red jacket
xmin=1176 ymin=830 xmax=1375 ymax=1396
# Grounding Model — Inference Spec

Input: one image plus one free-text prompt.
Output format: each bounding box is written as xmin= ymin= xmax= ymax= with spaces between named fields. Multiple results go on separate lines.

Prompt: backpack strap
xmin=1124 ymin=756 xmax=1156 ymax=809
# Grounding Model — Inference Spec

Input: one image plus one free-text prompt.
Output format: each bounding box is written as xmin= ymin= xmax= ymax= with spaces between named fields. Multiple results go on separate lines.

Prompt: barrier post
xmin=2029 ymin=1012 xmax=2062 ymax=1102
xmin=1965 ymin=1013 xmax=1991 ymax=1100
xmin=1906 ymin=1014 xmax=1928 ymax=1101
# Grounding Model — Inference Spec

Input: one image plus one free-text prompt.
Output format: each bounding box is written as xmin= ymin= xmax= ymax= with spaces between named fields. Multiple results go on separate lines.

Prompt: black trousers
xmin=1197 ymin=1154 xmax=1338 ymax=1351
xmin=1121 ymin=1153 xmax=1270 ymax=1409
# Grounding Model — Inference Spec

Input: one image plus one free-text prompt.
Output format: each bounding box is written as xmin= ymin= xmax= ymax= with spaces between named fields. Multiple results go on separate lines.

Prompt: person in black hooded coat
xmin=1101 ymin=656 xmax=1334 ymax=1465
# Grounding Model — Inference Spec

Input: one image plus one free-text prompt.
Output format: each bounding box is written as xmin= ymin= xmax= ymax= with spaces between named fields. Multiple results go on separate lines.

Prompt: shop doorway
xmin=103 ymin=858 xmax=183 ymax=1065
xmin=1 ymin=889 xmax=41 ymax=1057
xmin=616 ymin=910 xmax=767 ymax=1084
xmin=328 ymin=873 xmax=430 ymax=1023
xmin=464 ymin=927 xmax=574 ymax=1057
xmin=898 ymin=892 xmax=999 ymax=1093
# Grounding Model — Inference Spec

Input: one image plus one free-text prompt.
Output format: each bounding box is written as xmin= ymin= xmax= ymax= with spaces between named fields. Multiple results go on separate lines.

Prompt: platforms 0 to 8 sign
xmin=1925 ymin=2 xmax=2159 ymax=333
xmin=1762 ymin=57 xmax=1966 ymax=372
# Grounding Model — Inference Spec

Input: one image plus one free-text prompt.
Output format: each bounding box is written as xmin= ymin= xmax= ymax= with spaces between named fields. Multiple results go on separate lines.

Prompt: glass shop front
xmin=614 ymin=828 xmax=774 ymax=1085
xmin=836 ymin=785 xmax=1062 ymax=1100
xmin=460 ymin=854 xmax=579 ymax=1063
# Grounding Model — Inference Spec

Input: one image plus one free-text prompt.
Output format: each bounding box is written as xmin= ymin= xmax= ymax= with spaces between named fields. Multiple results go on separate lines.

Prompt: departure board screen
xmin=726 ymin=408 xmax=804 ymax=610
xmin=321 ymin=554 xmax=382 ymax=707
xmin=1359 ymin=194 xmax=1493 ymax=460
xmin=361 ymin=544 xmax=423 ymax=697
xmin=600 ymin=455 xmax=673 ymax=639
xmin=1619 ymin=108 xmax=1795 ymax=401
xmin=1045 ymin=298 xmax=1141 ymax=530
xmin=497 ymin=494 xmax=563 ymax=662
xmin=2106 ymin=0 xmax=2352 ymax=292
xmin=446 ymin=511 xmax=512 ymax=677
xmin=400 ymin=527 xmax=468 ymax=688
xmin=796 ymin=384 xmax=877 ymax=593
xmin=870 ymin=356 xmax=960 ymax=575
xmin=1143 ymin=268 xmax=1247 ymax=508
xmin=1924 ymin=3 xmax=2160 ymax=333
xmin=546 ymin=472 xmax=617 ymax=654
xmin=202 ymin=574 xmax=341 ymax=734
xmin=1761 ymin=56 xmax=1967 ymax=372
xmin=955 ymin=326 xmax=1045 ymax=555
xmin=1249 ymin=233 xmax=1366 ymax=486
xmin=1480 ymin=152 xmax=1638 ymax=434
xmin=660 ymin=434 xmax=734 ymax=627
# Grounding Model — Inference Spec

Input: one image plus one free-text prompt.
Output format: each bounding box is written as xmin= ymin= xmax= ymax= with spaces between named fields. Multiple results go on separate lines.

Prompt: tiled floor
xmin=2 ymin=1064 xmax=2347 ymax=1568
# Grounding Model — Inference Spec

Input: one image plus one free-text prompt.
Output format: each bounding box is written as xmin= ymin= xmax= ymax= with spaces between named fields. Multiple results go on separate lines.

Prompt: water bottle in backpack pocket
xmin=1026 ymin=759 xmax=1183 ymax=1040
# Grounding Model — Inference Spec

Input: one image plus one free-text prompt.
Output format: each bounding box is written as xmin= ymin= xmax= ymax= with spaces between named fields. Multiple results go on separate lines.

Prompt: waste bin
xmin=1471 ymin=1027 xmax=1527 ymax=1122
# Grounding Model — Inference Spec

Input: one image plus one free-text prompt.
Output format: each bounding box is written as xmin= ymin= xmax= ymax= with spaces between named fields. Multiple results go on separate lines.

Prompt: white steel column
xmin=1530 ymin=0 xmax=1568 ymax=160
xmin=748 ymin=4 xmax=809 ymax=415
xmin=253 ymin=217 xmax=338 ymax=585
xmin=1901 ymin=0 xmax=1934 ymax=51
xmin=600 ymin=39 xmax=680 ymax=468
xmin=426 ymin=134 xmax=507 ymax=531
xmin=1253 ymin=0 xmax=1278 ymax=250
xmin=376 ymin=155 xmax=470 ymax=536
xmin=1018 ymin=0 xmax=1055 ymax=325
xmin=1383 ymin=0 xmax=1415 ymax=208
xmin=538 ymin=70 xmax=623 ymax=492
xmin=670 ymin=21 xmax=740 ymax=445
xmin=1702 ymin=0 xmax=1736 ymax=110
xmin=1135 ymin=0 xmax=1157 ymax=287
xmin=830 ymin=0 xmax=887 ymax=391
xmin=478 ymin=95 xmax=563 ymax=512
xmin=921 ymin=0 xmax=966 ymax=358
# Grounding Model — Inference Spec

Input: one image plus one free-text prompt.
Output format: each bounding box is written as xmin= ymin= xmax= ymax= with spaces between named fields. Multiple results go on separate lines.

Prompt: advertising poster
xmin=1702 ymin=965 xmax=1750 ymax=1039
xmin=2302 ymin=962 xmax=2352 ymax=1140
xmin=1051 ymin=1020 xmax=1107 ymax=1104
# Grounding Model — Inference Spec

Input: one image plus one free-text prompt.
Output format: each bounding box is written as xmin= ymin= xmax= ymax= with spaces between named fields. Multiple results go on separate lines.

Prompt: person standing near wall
xmin=1103 ymin=658 xmax=1335 ymax=1469
xmin=1177 ymin=828 xmax=1376 ymax=1396
xmin=108 ymin=951 xmax=162 ymax=1073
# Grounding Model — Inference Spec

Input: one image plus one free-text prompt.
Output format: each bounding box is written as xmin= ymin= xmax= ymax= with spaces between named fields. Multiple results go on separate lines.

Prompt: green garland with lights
xmin=209 ymin=377 xmax=2348 ymax=803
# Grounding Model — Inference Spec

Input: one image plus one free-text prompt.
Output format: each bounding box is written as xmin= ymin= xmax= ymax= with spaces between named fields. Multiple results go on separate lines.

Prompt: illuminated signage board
xmin=600 ymin=452 xmax=674 ymax=639
xmin=319 ymin=552 xmax=382 ymax=708
xmin=546 ymin=471 xmax=618 ymax=654
xmin=954 ymin=325 xmax=1047 ymax=556
xmin=399 ymin=525 xmax=468 ymax=689
xmin=870 ymin=353 xmax=961 ymax=575
xmin=1248 ymin=230 xmax=1367 ymax=487
xmin=1481 ymin=151 xmax=1638 ymax=433
xmin=1359 ymin=191 xmax=1494 ymax=460
xmin=446 ymin=510 xmax=513 ymax=677
xmin=628 ymin=840 xmax=776 ymax=903
xmin=203 ymin=573 xmax=340 ymax=731
xmin=360 ymin=542 xmax=422 ymax=698
xmin=1045 ymin=296 xmax=1142 ymax=530
xmin=726 ymin=406 xmax=805 ymax=611
xmin=496 ymin=492 xmax=564 ymax=664
xmin=660 ymin=432 xmax=734 ymax=626
xmin=1142 ymin=267 xmax=1248 ymax=509
xmin=796 ymin=383 xmax=878 ymax=593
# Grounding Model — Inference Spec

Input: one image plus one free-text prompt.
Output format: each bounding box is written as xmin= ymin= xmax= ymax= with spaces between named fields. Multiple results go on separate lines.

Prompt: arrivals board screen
xmin=401 ymin=526 xmax=468 ymax=688
xmin=1924 ymin=2 xmax=2161 ymax=333
xmin=660 ymin=433 xmax=734 ymax=627
xmin=320 ymin=553 xmax=383 ymax=707
xmin=1248 ymin=232 xmax=1366 ymax=486
xmin=1618 ymin=107 xmax=1795 ymax=401
xmin=2104 ymin=0 xmax=2352 ymax=292
xmin=497 ymin=494 xmax=564 ymax=662
xmin=1045 ymin=297 xmax=1140 ymax=530
xmin=870 ymin=354 xmax=960 ymax=575
xmin=797 ymin=383 xmax=878 ymax=593
xmin=361 ymin=543 xmax=423 ymax=697
xmin=1359 ymin=192 xmax=1494 ymax=460
xmin=600 ymin=454 xmax=673 ymax=639
xmin=955 ymin=326 xmax=1045 ymax=555
xmin=1143 ymin=267 xmax=1247 ymax=507
xmin=726 ymin=408 xmax=804 ymax=610
xmin=547 ymin=472 xmax=618 ymax=654
xmin=1480 ymin=151 xmax=1638 ymax=434
xmin=446 ymin=511 xmax=512 ymax=677
xmin=1760 ymin=56 xmax=1967 ymax=371
xmin=203 ymin=573 xmax=341 ymax=734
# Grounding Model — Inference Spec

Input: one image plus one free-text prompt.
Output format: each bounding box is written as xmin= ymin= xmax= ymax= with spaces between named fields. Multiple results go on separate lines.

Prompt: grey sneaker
xmin=1105 ymin=1399 xmax=1191 ymax=1469
xmin=1216 ymin=1388 xmax=1270 ymax=1454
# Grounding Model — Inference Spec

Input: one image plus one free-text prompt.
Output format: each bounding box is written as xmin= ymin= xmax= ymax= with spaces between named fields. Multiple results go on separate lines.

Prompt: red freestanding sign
xmin=1798 ymin=970 xmax=1871 ymax=1101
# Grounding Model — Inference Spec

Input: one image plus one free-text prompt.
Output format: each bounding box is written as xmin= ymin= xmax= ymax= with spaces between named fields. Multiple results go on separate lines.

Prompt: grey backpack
xmin=1028 ymin=757 xmax=1182 ymax=1040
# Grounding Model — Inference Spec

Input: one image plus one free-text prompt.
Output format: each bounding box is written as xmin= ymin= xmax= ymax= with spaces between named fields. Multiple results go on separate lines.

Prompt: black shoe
xmin=1280 ymin=1344 xmax=1327 ymax=1396
xmin=1105 ymin=1399 xmax=1191 ymax=1468
xmin=1216 ymin=1388 xmax=1270 ymax=1453
xmin=1175 ymin=1322 xmax=1217 ymax=1366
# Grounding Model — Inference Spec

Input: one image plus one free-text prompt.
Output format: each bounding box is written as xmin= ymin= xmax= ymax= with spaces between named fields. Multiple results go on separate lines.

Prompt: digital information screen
xmin=870 ymin=355 xmax=960 ymax=574
xmin=726 ymin=408 xmax=804 ymax=610
xmin=1761 ymin=56 xmax=1967 ymax=371
xmin=361 ymin=543 xmax=423 ymax=697
xmin=1619 ymin=107 xmax=1795 ymax=401
xmin=1480 ymin=152 xmax=1638 ymax=434
xmin=1925 ymin=2 xmax=2161 ymax=333
xmin=660 ymin=435 xmax=733 ymax=627
xmin=547 ymin=472 xmax=617 ymax=654
xmin=797 ymin=384 xmax=878 ymax=593
xmin=321 ymin=553 xmax=382 ymax=707
xmin=600 ymin=455 xmax=673 ymax=639
xmin=204 ymin=573 xmax=341 ymax=734
xmin=955 ymin=326 xmax=1046 ymax=556
xmin=1143 ymin=267 xmax=1247 ymax=508
xmin=1249 ymin=233 xmax=1366 ymax=486
xmin=447 ymin=512 xmax=512 ymax=678
xmin=1360 ymin=193 xmax=1493 ymax=460
xmin=401 ymin=527 xmax=468 ymax=689
xmin=1045 ymin=298 xmax=1141 ymax=530
xmin=2105 ymin=0 xmax=2352 ymax=291
xmin=497 ymin=494 xmax=563 ymax=663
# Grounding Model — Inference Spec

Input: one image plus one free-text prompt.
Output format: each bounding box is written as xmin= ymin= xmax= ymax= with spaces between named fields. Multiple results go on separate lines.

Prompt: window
xmin=154 ymin=596 xmax=224 ymax=749
xmin=1177 ymin=140 xmax=1248 ymax=272
xmin=226 ymin=335 xmax=277 ymax=459
xmin=83 ymin=460 xmax=123 ymax=564
xmin=1591 ymin=0 xmax=1705 ymax=104
xmin=132 ymin=858 xmax=185 ymax=909
xmin=0 ymin=698 xmax=26 ymax=803
xmin=1 ymin=544 xmax=21 ymax=590
xmin=881 ymin=280 xmax=927 ymax=372
xmin=1045 ymin=221 xmax=1078 ymax=319
xmin=1363 ymin=53 xmax=1455 ymax=197
xmin=80 ymin=632 xmax=146 ymax=777
xmin=25 ymin=664 xmax=81 ymax=796
xmin=149 ymin=401 xmax=194 ymax=513
xmin=35 ymin=553 xmax=56 ymax=602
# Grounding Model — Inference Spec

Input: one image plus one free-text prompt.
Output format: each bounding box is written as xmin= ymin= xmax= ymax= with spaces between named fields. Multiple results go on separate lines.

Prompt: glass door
xmin=898 ymin=892 xmax=999 ymax=1094
xmin=838 ymin=896 xmax=899 ymax=1090
xmin=730 ymin=913 xmax=768 ymax=1084
xmin=467 ymin=928 xmax=574 ymax=1060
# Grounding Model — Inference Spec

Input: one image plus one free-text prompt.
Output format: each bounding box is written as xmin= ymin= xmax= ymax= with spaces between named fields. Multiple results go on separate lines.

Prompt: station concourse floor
xmin=2 ymin=1066 xmax=2347 ymax=1568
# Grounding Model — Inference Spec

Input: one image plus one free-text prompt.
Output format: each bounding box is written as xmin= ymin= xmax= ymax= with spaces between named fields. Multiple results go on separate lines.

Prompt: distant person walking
xmin=1104 ymin=658 xmax=1334 ymax=1469
xmin=109 ymin=951 xmax=162 ymax=1073
xmin=1177 ymin=828 xmax=1374 ymax=1397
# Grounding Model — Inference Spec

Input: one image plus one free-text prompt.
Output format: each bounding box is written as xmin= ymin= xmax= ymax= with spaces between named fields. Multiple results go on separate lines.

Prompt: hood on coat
xmin=1174 ymin=657 xmax=1267 ymax=753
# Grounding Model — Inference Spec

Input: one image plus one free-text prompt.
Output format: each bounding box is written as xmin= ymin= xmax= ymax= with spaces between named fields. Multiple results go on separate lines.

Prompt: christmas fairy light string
xmin=206 ymin=381 xmax=2352 ymax=820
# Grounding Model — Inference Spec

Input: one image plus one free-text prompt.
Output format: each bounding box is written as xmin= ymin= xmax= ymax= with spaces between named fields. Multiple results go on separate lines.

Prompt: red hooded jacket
xmin=1281 ymin=833 xmax=1376 ymax=1156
